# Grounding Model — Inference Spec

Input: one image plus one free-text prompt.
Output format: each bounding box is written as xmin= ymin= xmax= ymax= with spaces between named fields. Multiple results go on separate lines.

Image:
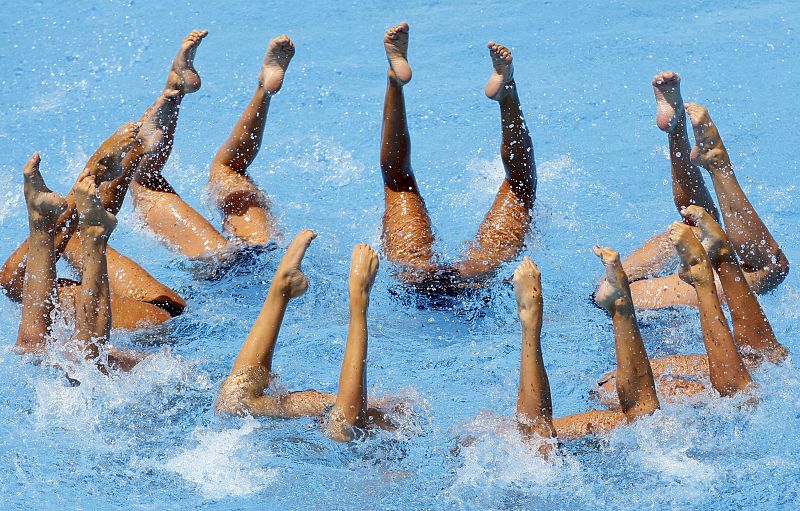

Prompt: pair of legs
xmin=131 ymin=32 xmax=294 ymax=258
xmin=512 ymin=254 xmax=660 ymax=442
xmin=1 ymin=120 xmax=184 ymax=329
xmin=380 ymin=23 xmax=535 ymax=289
xmin=596 ymin=205 xmax=784 ymax=406
xmin=512 ymin=227 xmax=755 ymax=443
xmin=602 ymin=73 xmax=788 ymax=309
xmin=215 ymin=232 xmax=391 ymax=442
xmin=17 ymin=155 xmax=140 ymax=372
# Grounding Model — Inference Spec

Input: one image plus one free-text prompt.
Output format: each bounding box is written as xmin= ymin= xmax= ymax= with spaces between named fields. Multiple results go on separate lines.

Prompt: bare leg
xmin=379 ymin=22 xmax=437 ymax=278
xmin=669 ymin=222 xmax=752 ymax=396
xmin=682 ymin=206 xmax=786 ymax=363
xmin=456 ymin=43 xmax=535 ymax=279
xmin=686 ymin=103 xmax=789 ymax=291
xmin=593 ymin=247 xmax=660 ymax=418
xmin=1 ymin=123 xmax=183 ymax=323
xmin=653 ymin=72 xmax=719 ymax=222
xmin=216 ymin=230 xmax=339 ymax=417
xmin=512 ymin=257 xmax=555 ymax=440
xmin=16 ymin=154 xmax=68 ymax=353
xmin=326 ymin=244 xmax=380 ymax=442
xmin=2 ymin=122 xmax=141 ymax=301
xmin=209 ymin=35 xmax=295 ymax=245
xmin=72 ymin=170 xmax=117 ymax=364
xmin=130 ymin=30 xmax=230 ymax=259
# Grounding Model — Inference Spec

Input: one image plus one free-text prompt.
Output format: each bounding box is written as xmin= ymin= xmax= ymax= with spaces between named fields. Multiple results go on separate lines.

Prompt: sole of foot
xmin=652 ymin=71 xmax=684 ymax=133
xmin=384 ymin=22 xmax=412 ymax=85
xmin=485 ymin=42 xmax=514 ymax=101
xmin=259 ymin=35 xmax=296 ymax=95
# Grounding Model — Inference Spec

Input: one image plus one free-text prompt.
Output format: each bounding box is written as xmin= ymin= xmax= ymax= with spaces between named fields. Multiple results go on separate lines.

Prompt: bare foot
xmin=384 ymin=22 xmax=412 ymax=85
xmin=74 ymin=170 xmax=117 ymax=239
xmin=86 ymin=122 xmax=141 ymax=181
xmin=485 ymin=42 xmax=514 ymax=101
xmin=652 ymin=71 xmax=685 ymax=133
xmin=165 ymin=30 xmax=208 ymax=94
xmin=512 ymin=256 xmax=542 ymax=323
xmin=669 ymin=222 xmax=714 ymax=286
xmin=680 ymin=206 xmax=734 ymax=268
xmin=592 ymin=246 xmax=633 ymax=313
xmin=349 ymin=243 xmax=380 ymax=302
xmin=274 ymin=229 xmax=317 ymax=299
xmin=23 ymin=153 xmax=68 ymax=231
xmin=259 ymin=35 xmax=295 ymax=95
xmin=686 ymin=103 xmax=726 ymax=167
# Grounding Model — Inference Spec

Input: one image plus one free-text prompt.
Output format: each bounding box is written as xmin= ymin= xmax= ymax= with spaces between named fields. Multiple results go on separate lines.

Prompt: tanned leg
xmin=73 ymin=169 xmax=145 ymax=372
xmin=513 ymin=257 xmax=555 ymax=440
xmin=653 ymin=72 xmax=719 ymax=222
xmin=2 ymin=122 xmax=140 ymax=301
xmin=686 ymin=103 xmax=789 ymax=292
xmin=16 ymin=154 xmax=68 ymax=353
xmin=595 ymin=72 xmax=719 ymax=308
xmin=379 ymin=22 xmax=437 ymax=279
xmin=326 ymin=244 xmax=380 ymax=442
xmin=456 ymin=43 xmax=535 ymax=280
xmin=72 ymin=170 xmax=117 ymax=362
xmin=682 ymin=206 xmax=786 ymax=363
xmin=130 ymin=30 xmax=230 ymax=259
xmin=1 ymin=123 xmax=184 ymax=324
xmin=669 ymin=222 xmax=752 ymax=396
xmin=209 ymin=35 xmax=295 ymax=246
xmin=593 ymin=247 xmax=660 ymax=419
xmin=216 ymin=230 xmax=337 ymax=417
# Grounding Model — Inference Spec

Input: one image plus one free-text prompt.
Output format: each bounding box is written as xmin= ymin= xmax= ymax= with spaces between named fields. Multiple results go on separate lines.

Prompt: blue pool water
xmin=1 ymin=1 xmax=799 ymax=509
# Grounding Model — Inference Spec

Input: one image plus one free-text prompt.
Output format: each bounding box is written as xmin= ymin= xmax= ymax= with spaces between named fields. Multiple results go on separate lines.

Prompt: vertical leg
xmin=682 ymin=206 xmax=786 ymax=363
xmin=326 ymin=244 xmax=380 ymax=442
xmin=379 ymin=23 xmax=436 ymax=277
xmin=209 ymin=35 xmax=295 ymax=246
xmin=669 ymin=222 xmax=752 ymax=396
xmin=686 ymin=103 xmax=789 ymax=291
xmin=72 ymin=171 xmax=117 ymax=366
xmin=593 ymin=247 xmax=660 ymax=418
xmin=513 ymin=257 xmax=555 ymax=439
xmin=456 ymin=43 xmax=535 ymax=279
xmin=16 ymin=154 xmax=68 ymax=353
xmin=652 ymin=72 xmax=719 ymax=223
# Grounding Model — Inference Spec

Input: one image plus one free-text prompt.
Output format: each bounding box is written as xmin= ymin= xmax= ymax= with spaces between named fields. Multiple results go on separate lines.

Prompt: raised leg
xmin=379 ymin=22 xmax=436 ymax=277
xmin=686 ymin=103 xmax=789 ymax=291
xmin=326 ymin=244 xmax=380 ymax=442
xmin=653 ymin=72 xmax=719 ymax=222
xmin=16 ymin=154 xmax=68 ymax=353
xmin=682 ymin=206 xmax=786 ymax=363
xmin=669 ymin=222 xmax=752 ymax=396
xmin=2 ymin=122 xmax=141 ymax=301
xmin=512 ymin=257 xmax=555 ymax=440
xmin=130 ymin=30 xmax=230 ymax=259
xmin=208 ymin=35 xmax=295 ymax=246
xmin=215 ymin=230 xmax=334 ymax=417
xmin=456 ymin=43 xmax=535 ymax=279
xmin=593 ymin=247 xmax=660 ymax=419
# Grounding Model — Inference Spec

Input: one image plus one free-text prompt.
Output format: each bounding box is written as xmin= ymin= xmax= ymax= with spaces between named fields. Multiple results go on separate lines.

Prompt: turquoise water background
xmin=1 ymin=1 xmax=799 ymax=509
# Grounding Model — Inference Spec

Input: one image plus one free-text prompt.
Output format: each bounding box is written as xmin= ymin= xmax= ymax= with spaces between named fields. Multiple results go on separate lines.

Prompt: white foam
xmin=162 ymin=417 xmax=278 ymax=499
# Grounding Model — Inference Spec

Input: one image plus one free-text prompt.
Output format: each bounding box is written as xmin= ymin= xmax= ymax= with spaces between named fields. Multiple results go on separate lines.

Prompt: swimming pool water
xmin=1 ymin=1 xmax=799 ymax=509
